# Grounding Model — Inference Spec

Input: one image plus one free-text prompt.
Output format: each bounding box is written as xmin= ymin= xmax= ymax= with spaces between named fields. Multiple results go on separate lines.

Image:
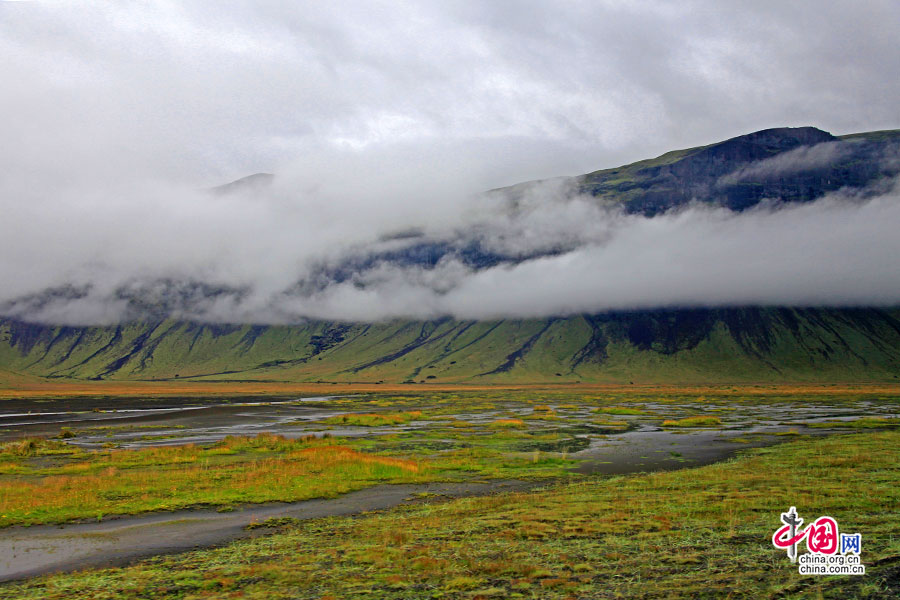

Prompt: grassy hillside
xmin=2 ymin=307 xmax=899 ymax=384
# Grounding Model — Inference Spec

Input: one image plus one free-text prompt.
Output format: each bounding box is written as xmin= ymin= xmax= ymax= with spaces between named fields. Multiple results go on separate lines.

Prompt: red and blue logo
xmin=772 ymin=506 xmax=864 ymax=575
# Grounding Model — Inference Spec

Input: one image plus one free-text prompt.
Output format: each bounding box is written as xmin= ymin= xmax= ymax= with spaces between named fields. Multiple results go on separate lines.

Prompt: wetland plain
xmin=0 ymin=385 xmax=898 ymax=597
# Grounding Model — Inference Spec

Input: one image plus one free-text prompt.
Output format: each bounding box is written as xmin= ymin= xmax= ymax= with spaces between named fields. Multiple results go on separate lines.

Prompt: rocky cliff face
xmin=576 ymin=127 xmax=899 ymax=215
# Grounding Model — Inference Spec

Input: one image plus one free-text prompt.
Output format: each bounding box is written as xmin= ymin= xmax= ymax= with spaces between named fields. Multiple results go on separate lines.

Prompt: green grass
xmin=661 ymin=415 xmax=723 ymax=427
xmin=4 ymin=431 xmax=898 ymax=598
xmin=487 ymin=418 xmax=526 ymax=428
xmin=807 ymin=417 xmax=900 ymax=429
xmin=321 ymin=411 xmax=423 ymax=427
xmin=595 ymin=406 xmax=648 ymax=415
xmin=0 ymin=420 xmax=578 ymax=528
xmin=0 ymin=434 xmax=430 ymax=527
xmin=839 ymin=128 xmax=900 ymax=142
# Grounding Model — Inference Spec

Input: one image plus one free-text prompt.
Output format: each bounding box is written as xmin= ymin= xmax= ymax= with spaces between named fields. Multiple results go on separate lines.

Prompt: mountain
xmin=334 ymin=126 xmax=900 ymax=272
xmin=1 ymin=126 xmax=899 ymax=384
xmin=2 ymin=308 xmax=899 ymax=384
xmin=209 ymin=172 xmax=274 ymax=195
xmin=517 ymin=126 xmax=900 ymax=214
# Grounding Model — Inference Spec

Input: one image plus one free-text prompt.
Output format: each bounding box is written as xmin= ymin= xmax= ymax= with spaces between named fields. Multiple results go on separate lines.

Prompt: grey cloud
xmin=2 ymin=174 xmax=899 ymax=324
xmin=0 ymin=2 xmax=898 ymax=324
xmin=717 ymin=142 xmax=851 ymax=186
xmin=439 ymin=190 xmax=900 ymax=319
xmin=259 ymin=185 xmax=900 ymax=323
xmin=2 ymin=1 xmax=898 ymax=187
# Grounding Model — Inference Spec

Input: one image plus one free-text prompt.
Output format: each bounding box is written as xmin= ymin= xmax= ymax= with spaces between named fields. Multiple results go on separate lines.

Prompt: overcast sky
xmin=3 ymin=1 xmax=898 ymax=188
xmin=1 ymin=1 xmax=899 ymax=324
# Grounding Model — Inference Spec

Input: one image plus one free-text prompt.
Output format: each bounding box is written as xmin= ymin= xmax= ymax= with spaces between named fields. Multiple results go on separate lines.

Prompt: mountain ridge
xmin=2 ymin=126 xmax=899 ymax=384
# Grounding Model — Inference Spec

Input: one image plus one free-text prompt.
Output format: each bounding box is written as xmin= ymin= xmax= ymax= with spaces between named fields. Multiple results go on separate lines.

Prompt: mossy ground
xmin=0 ymin=430 xmax=575 ymax=528
xmin=661 ymin=415 xmax=723 ymax=427
xmin=0 ymin=387 xmax=898 ymax=597
xmin=2 ymin=430 xmax=897 ymax=598
xmin=3 ymin=387 xmax=899 ymax=528
xmin=321 ymin=411 xmax=423 ymax=427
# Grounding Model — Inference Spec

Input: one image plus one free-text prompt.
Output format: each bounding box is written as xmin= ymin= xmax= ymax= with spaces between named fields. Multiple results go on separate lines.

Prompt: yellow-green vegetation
xmin=0 ymin=426 xmax=575 ymax=527
xmin=595 ymin=406 xmax=648 ymax=415
xmin=7 ymin=387 xmax=887 ymax=530
xmin=5 ymin=431 xmax=898 ymax=598
xmin=0 ymin=437 xmax=73 ymax=458
xmin=59 ymin=424 xmax=187 ymax=438
xmin=0 ymin=434 xmax=427 ymax=527
xmin=322 ymin=411 xmax=422 ymax=427
xmin=488 ymin=418 xmax=526 ymax=428
xmin=807 ymin=417 xmax=900 ymax=429
xmin=661 ymin=415 xmax=723 ymax=427
xmin=524 ymin=405 xmax=561 ymax=421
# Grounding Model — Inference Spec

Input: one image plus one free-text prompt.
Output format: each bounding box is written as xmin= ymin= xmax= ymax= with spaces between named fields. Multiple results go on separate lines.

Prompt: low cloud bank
xmin=716 ymin=141 xmax=851 ymax=186
xmin=1 ymin=163 xmax=898 ymax=324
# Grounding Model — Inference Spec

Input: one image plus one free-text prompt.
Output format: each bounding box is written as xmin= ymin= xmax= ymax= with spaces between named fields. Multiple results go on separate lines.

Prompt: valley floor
xmin=0 ymin=430 xmax=897 ymax=598
xmin=2 ymin=379 xmax=900 ymax=399
xmin=0 ymin=386 xmax=897 ymax=598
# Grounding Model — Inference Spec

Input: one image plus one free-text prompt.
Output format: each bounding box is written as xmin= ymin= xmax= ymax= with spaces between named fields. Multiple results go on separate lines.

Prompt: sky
xmin=1 ymin=1 xmax=899 ymax=324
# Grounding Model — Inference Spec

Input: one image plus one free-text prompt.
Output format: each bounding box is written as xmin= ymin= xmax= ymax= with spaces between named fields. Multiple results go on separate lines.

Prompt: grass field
xmin=1 ymin=430 xmax=897 ymax=598
xmin=0 ymin=385 xmax=897 ymax=597
xmin=322 ymin=411 xmax=423 ymax=426
xmin=0 ymin=435 xmax=423 ymax=527
xmin=2 ymin=385 xmax=898 ymax=526
xmin=2 ymin=379 xmax=899 ymax=399
xmin=0 ymin=428 xmax=576 ymax=528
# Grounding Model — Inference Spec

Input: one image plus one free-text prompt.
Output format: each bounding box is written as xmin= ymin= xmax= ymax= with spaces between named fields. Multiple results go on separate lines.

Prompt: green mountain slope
xmin=2 ymin=308 xmax=899 ymax=383
xmin=3 ymin=127 xmax=900 ymax=385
